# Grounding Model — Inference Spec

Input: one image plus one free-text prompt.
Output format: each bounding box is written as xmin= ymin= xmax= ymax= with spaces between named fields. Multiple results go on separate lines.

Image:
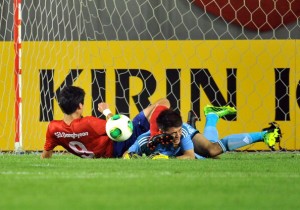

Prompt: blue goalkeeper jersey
xmin=128 ymin=123 xmax=202 ymax=158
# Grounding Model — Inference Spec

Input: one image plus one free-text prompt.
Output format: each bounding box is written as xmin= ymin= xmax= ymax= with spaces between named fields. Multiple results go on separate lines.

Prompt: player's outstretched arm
xmin=41 ymin=150 xmax=53 ymax=159
xmin=176 ymin=149 xmax=195 ymax=159
xmin=98 ymin=102 xmax=114 ymax=119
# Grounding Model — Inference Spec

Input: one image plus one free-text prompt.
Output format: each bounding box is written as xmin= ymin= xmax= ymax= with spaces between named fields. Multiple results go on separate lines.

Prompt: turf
xmin=0 ymin=152 xmax=300 ymax=210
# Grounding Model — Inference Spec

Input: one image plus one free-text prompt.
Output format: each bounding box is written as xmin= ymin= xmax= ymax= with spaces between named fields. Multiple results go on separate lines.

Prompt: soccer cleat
xmin=262 ymin=122 xmax=282 ymax=151
xmin=123 ymin=152 xmax=142 ymax=159
xmin=149 ymin=152 xmax=170 ymax=160
xmin=147 ymin=133 xmax=174 ymax=150
xmin=187 ymin=110 xmax=198 ymax=129
xmin=204 ymin=105 xmax=237 ymax=118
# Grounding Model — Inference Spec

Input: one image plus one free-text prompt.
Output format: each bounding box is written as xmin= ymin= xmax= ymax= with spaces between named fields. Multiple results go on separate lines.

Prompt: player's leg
xmin=144 ymin=98 xmax=170 ymax=121
xmin=191 ymin=105 xmax=236 ymax=157
xmin=186 ymin=107 xmax=219 ymax=144
xmin=193 ymin=123 xmax=282 ymax=158
xmin=186 ymin=108 xmax=221 ymax=158
xmin=219 ymin=122 xmax=282 ymax=151
xmin=116 ymin=98 xmax=170 ymax=157
xmin=203 ymin=105 xmax=281 ymax=152
xmin=202 ymin=113 xmax=219 ymax=142
xmin=192 ymin=123 xmax=282 ymax=157
xmin=188 ymin=104 xmax=237 ymax=143
xmin=191 ymin=105 xmax=281 ymax=157
xmin=187 ymin=110 xmax=198 ymax=128
xmin=146 ymin=98 xmax=170 ymax=136
xmin=192 ymin=133 xmax=223 ymax=157
xmin=132 ymin=98 xmax=170 ymax=136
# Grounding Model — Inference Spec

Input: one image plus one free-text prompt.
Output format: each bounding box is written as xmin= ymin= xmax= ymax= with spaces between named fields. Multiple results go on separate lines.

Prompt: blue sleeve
xmin=127 ymin=140 xmax=141 ymax=154
xmin=180 ymin=124 xmax=194 ymax=151
xmin=127 ymin=131 xmax=151 ymax=155
xmin=180 ymin=136 xmax=194 ymax=151
xmin=183 ymin=122 xmax=200 ymax=137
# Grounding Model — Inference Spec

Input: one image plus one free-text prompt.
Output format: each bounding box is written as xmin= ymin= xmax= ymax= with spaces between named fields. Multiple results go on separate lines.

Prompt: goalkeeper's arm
xmin=138 ymin=133 xmax=174 ymax=156
xmin=176 ymin=149 xmax=195 ymax=159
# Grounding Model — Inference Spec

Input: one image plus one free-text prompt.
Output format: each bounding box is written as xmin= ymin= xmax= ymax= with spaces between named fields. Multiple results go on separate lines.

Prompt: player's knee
xmin=207 ymin=142 xmax=223 ymax=157
xmin=158 ymin=98 xmax=170 ymax=108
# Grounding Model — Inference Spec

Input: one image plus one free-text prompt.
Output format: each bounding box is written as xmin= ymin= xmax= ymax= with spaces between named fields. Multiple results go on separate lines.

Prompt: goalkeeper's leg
xmin=192 ymin=125 xmax=282 ymax=158
xmin=187 ymin=105 xmax=229 ymax=143
xmin=191 ymin=106 xmax=281 ymax=157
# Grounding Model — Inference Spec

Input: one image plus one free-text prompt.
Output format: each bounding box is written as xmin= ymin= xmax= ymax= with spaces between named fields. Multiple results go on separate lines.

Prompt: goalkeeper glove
xmin=147 ymin=133 xmax=174 ymax=151
xmin=149 ymin=152 xmax=170 ymax=160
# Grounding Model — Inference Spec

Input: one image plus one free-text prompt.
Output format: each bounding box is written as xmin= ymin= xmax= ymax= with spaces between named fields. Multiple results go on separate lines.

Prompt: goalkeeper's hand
xmin=139 ymin=133 xmax=173 ymax=156
xmin=147 ymin=133 xmax=174 ymax=151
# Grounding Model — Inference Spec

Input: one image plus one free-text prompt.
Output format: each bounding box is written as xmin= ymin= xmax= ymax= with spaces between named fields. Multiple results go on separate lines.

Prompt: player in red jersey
xmin=41 ymin=86 xmax=170 ymax=159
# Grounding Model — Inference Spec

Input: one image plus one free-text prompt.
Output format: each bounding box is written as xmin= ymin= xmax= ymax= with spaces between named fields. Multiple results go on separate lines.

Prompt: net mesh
xmin=0 ymin=0 xmax=299 ymax=152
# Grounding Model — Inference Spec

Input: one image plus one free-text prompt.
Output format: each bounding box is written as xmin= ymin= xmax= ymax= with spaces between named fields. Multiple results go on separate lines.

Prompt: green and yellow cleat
xmin=204 ymin=105 xmax=237 ymax=118
xmin=123 ymin=152 xmax=142 ymax=159
xmin=262 ymin=122 xmax=282 ymax=151
xmin=149 ymin=152 xmax=170 ymax=160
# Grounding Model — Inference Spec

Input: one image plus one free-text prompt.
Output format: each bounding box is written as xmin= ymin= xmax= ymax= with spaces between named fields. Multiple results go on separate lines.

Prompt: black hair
xmin=156 ymin=109 xmax=182 ymax=131
xmin=57 ymin=86 xmax=85 ymax=115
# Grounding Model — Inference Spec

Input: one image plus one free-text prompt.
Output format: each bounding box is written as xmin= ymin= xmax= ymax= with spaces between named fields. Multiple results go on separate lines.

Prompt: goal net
xmin=0 ymin=0 xmax=299 ymax=152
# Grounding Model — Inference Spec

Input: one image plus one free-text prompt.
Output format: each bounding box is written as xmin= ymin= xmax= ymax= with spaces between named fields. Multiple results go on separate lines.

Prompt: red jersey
xmin=44 ymin=116 xmax=114 ymax=158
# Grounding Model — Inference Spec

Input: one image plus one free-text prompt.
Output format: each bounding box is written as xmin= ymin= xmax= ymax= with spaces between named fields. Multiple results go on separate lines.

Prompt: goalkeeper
xmin=124 ymin=105 xmax=282 ymax=159
xmin=41 ymin=85 xmax=170 ymax=159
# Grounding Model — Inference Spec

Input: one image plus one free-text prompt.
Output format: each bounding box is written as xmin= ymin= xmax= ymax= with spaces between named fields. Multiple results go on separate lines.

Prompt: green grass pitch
xmin=1 ymin=152 xmax=300 ymax=210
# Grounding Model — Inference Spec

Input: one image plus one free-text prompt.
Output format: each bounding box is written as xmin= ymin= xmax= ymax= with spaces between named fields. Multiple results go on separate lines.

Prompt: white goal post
xmin=0 ymin=0 xmax=299 ymax=152
xmin=13 ymin=0 xmax=22 ymax=153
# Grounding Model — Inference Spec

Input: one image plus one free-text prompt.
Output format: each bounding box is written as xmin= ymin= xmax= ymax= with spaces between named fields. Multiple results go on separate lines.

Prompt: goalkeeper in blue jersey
xmin=124 ymin=105 xmax=282 ymax=159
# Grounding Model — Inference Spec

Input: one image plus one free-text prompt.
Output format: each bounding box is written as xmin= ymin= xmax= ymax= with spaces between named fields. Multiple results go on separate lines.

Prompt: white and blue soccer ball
xmin=105 ymin=114 xmax=133 ymax=142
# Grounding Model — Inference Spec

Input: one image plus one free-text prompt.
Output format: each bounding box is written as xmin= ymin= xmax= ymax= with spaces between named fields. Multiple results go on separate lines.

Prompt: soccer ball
xmin=105 ymin=114 xmax=134 ymax=142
